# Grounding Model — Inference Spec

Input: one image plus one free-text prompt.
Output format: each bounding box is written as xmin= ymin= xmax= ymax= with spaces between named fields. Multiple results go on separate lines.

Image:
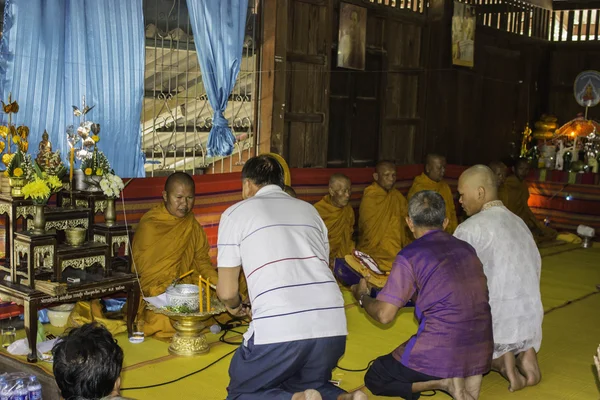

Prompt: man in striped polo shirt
xmin=217 ymin=155 xmax=366 ymax=400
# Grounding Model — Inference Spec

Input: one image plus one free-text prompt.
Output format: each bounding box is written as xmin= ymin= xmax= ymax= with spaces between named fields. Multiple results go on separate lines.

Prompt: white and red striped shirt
xmin=217 ymin=185 xmax=347 ymax=345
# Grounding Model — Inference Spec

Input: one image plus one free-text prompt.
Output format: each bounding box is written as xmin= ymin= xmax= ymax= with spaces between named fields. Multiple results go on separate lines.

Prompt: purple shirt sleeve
xmin=376 ymin=255 xmax=416 ymax=308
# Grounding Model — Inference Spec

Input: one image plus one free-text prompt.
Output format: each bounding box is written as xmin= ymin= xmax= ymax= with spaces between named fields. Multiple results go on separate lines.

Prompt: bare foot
xmin=442 ymin=378 xmax=475 ymax=400
xmin=516 ymin=348 xmax=542 ymax=387
xmin=337 ymin=390 xmax=368 ymax=400
xmin=594 ymin=345 xmax=600 ymax=378
xmin=492 ymin=353 xmax=527 ymax=392
xmin=291 ymin=389 xmax=323 ymax=400
xmin=464 ymin=375 xmax=482 ymax=399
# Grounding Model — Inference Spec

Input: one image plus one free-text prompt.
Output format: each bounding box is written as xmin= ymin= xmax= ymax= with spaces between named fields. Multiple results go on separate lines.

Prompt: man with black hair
xmin=217 ymin=154 xmax=366 ymax=400
xmin=52 ymin=323 xmax=128 ymax=400
xmin=352 ymin=191 xmax=493 ymax=400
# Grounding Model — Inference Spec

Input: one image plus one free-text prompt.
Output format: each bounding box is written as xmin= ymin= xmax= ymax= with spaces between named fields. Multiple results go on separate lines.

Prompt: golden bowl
xmin=65 ymin=227 xmax=86 ymax=246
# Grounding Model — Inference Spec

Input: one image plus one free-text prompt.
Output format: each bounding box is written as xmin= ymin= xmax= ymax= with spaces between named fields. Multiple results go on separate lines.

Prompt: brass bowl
xmin=65 ymin=227 xmax=86 ymax=246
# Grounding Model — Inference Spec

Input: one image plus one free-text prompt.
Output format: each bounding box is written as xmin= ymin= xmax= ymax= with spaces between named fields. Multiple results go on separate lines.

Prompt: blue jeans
xmin=227 ymin=335 xmax=347 ymax=400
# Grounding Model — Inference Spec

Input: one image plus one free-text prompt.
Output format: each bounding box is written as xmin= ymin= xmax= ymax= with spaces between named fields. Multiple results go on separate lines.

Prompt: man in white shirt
xmin=217 ymin=155 xmax=366 ymax=400
xmin=454 ymin=165 xmax=543 ymax=393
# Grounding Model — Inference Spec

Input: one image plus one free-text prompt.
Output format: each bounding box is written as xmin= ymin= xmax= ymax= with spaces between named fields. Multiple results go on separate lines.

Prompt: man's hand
xmin=226 ymin=301 xmax=250 ymax=318
xmin=351 ymin=277 xmax=370 ymax=302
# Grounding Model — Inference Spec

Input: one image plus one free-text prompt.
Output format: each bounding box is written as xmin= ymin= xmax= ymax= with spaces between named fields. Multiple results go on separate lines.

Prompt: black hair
xmin=241 ymin=155 xmax=285 ymax=189
xmin=52 ymin=323 xmax=124 ymax=400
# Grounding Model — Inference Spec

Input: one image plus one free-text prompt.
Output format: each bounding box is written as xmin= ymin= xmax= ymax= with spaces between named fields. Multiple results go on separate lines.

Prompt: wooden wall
xmin=260 ymin=0 xmax=600 ymax=169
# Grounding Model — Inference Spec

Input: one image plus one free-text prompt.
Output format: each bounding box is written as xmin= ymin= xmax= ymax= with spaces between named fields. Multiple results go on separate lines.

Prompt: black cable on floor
xmin=120 ymin=347 xmax=237 ymax=391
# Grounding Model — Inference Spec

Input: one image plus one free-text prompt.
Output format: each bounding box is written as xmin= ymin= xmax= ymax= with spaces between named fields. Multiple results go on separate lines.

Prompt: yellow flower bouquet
xmin=22 ymin=162 xmax=63 ymax=205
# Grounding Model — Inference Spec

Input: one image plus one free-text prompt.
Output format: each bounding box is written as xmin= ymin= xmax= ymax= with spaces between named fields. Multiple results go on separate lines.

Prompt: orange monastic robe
xmin=408 ymin=173 xmax=458 ymax=234
xmin=132 ymin=203 xmax=218 ymax=338
xmin=357 ymin=182 xmax=408 ymax=272
xmin=503 ymin=175 xmax=557 ymax=243
xmin=314 ymin=195 xmax=355 ymax=266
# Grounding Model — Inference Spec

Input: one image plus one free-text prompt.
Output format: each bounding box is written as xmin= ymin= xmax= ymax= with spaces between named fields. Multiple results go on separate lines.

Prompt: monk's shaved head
xmin=329 ymin=173 xmax=350 ymax=188
xmin=457 ymin=165 xmax=498 ymax=216
xmin=374 ymin=161 xmax=397 ymax=191
xmin=163 ymin=172 xmax=195 ymax=218
xmin=514 ymin=158 xmax=530 ymax=182
xmin=329 ymin=173 xmax=352 ymax=207
xmin=165 ymin=172 xmax=195 ymax=193
xmin=489 ymin=161 xmax=508 ymax=187
xmin=375 ymin=161 xmax=395 ymax=175
xmin=283 ymin=185 xmax=297 ymax=198
xmin=425 ymin=154 xmax=446 ymax=182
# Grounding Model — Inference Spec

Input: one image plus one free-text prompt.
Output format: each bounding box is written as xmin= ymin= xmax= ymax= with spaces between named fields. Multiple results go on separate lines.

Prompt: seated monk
xmin=132 ymin=172 xmax=221 ymax=338
xmin=489 ymin=161 xmax=509 ymax=205
xmin=357 ymin=161 xmax=407 ymax=272
xmin=503 ymin=158 xmax=557 ymax=243
xmin=408 ymin=154 xmax=458 ymax=233
xmin=314 ymin=173 xmax=355 ymax=266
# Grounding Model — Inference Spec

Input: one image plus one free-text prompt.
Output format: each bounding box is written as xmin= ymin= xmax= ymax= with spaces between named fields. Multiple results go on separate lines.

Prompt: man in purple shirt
xmin=352 ymin=190 xmax=493 ymax=400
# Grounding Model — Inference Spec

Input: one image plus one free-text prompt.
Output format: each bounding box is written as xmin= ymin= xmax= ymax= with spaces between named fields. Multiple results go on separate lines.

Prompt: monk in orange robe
xmin=408 ymin=154 xmax=458 ymax=234
xmin=314 ymin=174 xmax=355 ymax=266
xmin=132 ymin=172 xmax=219 ymax=338
xmin=489 ymin=161 xmax=509 ymax=205
xmin=503 ymin=159 xmax=557 ymax=244
xmin=357 ymin=161 xmax=408 ymax=272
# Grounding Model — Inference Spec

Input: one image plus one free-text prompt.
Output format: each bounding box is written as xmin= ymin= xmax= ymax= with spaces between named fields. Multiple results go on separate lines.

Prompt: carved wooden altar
xmin=0 ymin=189 xmax=138 ymax=363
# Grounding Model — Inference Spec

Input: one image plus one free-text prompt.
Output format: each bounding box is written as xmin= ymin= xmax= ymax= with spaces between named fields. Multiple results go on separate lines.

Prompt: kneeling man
xmin=353 ymin=190 xmax=493 ymax=400
xmin=455 ymin=165 xmax=543 ymax=392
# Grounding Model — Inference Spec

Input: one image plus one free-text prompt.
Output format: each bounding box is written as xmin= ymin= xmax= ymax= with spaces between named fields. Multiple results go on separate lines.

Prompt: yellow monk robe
xmin=132 ymin=202 xmax=218 ymax=338
xmin=357 ymin=182 xmax=408 ymax=272
xmin=503 ymin=175 xmax=558 ymax=243
xmin=407 ymin=172 xmax=458 ymax=234
xmin=314 ymin=195 xmax=355 ymax=265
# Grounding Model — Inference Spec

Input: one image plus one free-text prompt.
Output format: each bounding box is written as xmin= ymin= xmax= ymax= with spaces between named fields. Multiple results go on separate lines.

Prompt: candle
xmin=69 ymin=147 xmax=75 ymax=182
xmin=199 ymin=275 xmax=203 ymax=313
xmin=206 ymin=278 xmax=211 ymax=312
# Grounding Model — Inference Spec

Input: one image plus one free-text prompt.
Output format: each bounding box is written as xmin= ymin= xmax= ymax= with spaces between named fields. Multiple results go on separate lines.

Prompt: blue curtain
xmin=186 ymin=0 xmax=248 ymax=157
xmin=0 ymin=0 xmax=145 ymax=178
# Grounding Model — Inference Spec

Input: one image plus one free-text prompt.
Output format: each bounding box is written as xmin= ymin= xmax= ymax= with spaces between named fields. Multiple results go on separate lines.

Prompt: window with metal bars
xmin=142 ymin=0 xmax=257 ymax=176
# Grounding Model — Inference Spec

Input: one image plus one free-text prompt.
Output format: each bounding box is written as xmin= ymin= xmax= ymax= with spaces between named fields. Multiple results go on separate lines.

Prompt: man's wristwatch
xmin=358 ymin=293 xmax=368 ymax=308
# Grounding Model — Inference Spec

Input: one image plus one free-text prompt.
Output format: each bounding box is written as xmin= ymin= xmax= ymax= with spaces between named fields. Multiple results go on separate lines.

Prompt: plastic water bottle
xmin=11 ymin=379 xmax=28 ymax=400
xmin=0 ymin=377 xmax=10 ymax=400
xmin=27 ymin=375 xmax=43 ymax=400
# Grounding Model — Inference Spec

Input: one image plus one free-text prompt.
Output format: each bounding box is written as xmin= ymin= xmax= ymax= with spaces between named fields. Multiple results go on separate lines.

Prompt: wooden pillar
xmin=258 ymin=0 xmax=288 ymax=158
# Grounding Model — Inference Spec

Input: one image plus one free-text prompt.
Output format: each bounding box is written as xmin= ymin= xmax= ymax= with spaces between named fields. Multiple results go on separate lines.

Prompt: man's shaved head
xmin=164 ymin=172 xmax=195 ymax=193
xmin=374 ymin=161 xmax=396 ymax=191
xmin=425 ymin=154 xmax=447 ymax=182
xmin=329 ymin=173 xmax=351 ymax=208
xmin=488 ymin=161 xmax=508 ymax=187
xmin=457 ymin=165 xmax=498 ymax=216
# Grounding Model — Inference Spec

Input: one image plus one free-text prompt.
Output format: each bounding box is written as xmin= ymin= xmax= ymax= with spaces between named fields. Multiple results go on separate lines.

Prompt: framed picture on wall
xmin=337 ymin=3 xmax=366 ymax=71
xmin=452 ymin=2 xmax=476 ymax=67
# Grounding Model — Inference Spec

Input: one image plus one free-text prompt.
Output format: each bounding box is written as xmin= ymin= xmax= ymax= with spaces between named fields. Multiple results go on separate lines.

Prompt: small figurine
xmin=555 ymin=140 xmax=564 ymax=171
xmin=36 ymin=130 xmax=52 ymax=167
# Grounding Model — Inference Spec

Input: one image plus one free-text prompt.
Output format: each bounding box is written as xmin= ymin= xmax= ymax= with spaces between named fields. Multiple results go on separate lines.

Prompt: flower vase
xmin=8 ymin=177 xmax=26 ymax=197
xmin=33 ymin=204 xmax=46 ymax=234
xmin=105 ymin=198 xmax=116 ymax=226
